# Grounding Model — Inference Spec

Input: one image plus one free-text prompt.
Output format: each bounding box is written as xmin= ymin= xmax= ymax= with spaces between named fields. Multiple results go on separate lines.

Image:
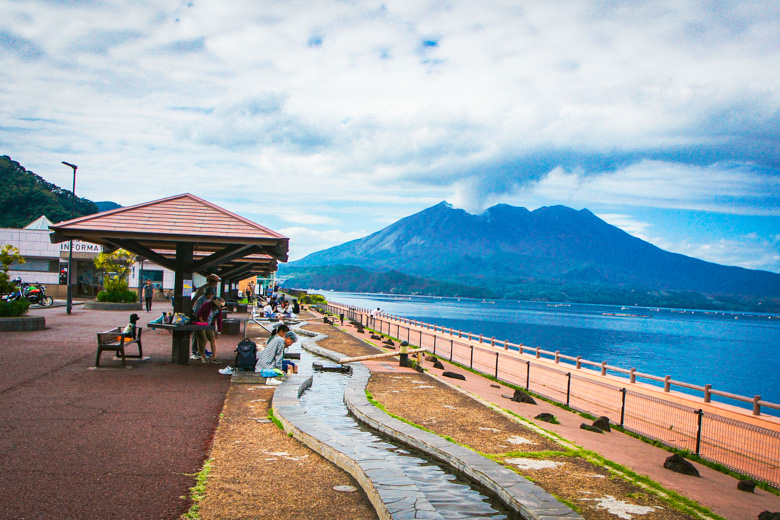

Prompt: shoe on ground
xmin=265 ymin=377 xmax=282 ymax=386
xmin=218 ymin=366 xmax=234 ymax=375
xmin=201 ymin=358 xmax=208 ymax=364
xmin=210 ymin=359 xmax=220 ymax=364
xmin=205 ymin=349 xmax=212 ymax=357
xmin=190 ymin=353 xmax=200 ymax=360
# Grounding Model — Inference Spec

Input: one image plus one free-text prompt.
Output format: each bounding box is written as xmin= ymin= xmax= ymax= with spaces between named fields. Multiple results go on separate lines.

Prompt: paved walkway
xmin=0 ymin=304 xmax=231 ymax=520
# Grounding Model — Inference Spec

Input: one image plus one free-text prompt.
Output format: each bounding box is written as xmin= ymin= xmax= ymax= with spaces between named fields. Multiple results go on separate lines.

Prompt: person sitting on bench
xmin=255 ymin=324 xmax=298 ymax=374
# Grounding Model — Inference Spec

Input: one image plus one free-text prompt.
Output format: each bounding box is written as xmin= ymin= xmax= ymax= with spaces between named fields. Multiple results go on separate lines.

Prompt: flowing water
xmin=297 ymin=349 xmax=513 ymax=519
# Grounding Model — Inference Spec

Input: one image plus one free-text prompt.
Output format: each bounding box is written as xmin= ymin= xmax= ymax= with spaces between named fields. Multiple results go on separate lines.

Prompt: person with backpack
xmin=190 ymin=286 xmax=216 ymax=359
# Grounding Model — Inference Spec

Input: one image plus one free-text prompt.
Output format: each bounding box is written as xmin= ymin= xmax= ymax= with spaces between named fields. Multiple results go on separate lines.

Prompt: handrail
xmin=324 ymin=301 xmax=780 ymax=417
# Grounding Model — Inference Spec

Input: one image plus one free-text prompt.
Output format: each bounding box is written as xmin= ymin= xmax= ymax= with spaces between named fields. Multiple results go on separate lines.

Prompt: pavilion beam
xmin=217 ymin=263 xmax=256 ymax=281
xmin=190 ymin=244 xmax=260 ymax=273
xmin=107 ymin=238 xmax=177 ymax=272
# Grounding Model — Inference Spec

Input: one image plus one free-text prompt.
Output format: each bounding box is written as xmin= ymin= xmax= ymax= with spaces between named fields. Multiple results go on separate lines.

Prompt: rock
xmin=759 ymin=512 xmax=780 ymax=520
xmin=580 ymin=423 xmax=603 ymax=433
xmin=592 ymin=416 xmax=611 ymax=432
xmin=433 ymin=359 xmax=445 ymax=369
xmin=490 ymin=384 xmax=501 ymax=389
xmin=355 ymin=325 xmax=364 ymax=333
xmin=323 ymin=317 xmax=332 ymax=324
xmin=663 ymin=454 xmax=700 ymax=477
xmin=442 ymin=371 xmax=466 ymax=381
xmin=535 ymin=413 xmax=557 ymax=423
xmin=737 ymin=479 xmax=757 ymax=493
xmin=425 ymin=355 xmax=437 ymax=362
xmin=383 ymin=339 xmax=395 ymax=346
xmin=510 ymin=389 xmax=537 ymax=405
xmin=370 ymin=334 xmax=382 ymax=340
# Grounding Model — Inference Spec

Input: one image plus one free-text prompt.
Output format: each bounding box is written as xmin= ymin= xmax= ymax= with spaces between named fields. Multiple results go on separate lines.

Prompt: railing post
xmin=470 ymin=345 xmax=474 ymax=368
xmin=555 ymin=351 xmax=560 ymax=363
xmin=601 ymin=361 xmax=607 ymax=376
xmin=491 ymin=337 xmax=495 ymax=346
xmin=468 ymin=332 xmax=472 ymax=341
xmin=504 ymin=340 xmax=508 ymax=351
xmin=753 ymin=395 xmax=762 ymax=416
xmin=704 ymin=384 xmax=711 ymax=403
xmin=576 ymin=356 xmax=582 ymax=369
xmin=526 ymin=361 xmax=530 ymax=389
xmin=664 ymin=376 xmax=671 ymax=392
xmin=458 ymin=330 xmax=462 ymax=338
xmin=495 ymin=352 xmax=499 ymax=378
xmin=535 ymin=347 xmax=541 ymax=359
xmin=433 ymin=335 xmax=437 ymax=355
xmin=630 ymin=368 xmax=636 ymax=384
xmin=419 ymin=330 xmax=422 ymax=347
xmin=450 ymin=339 xmax=454 ymax=361
xmin=479 ymin=334 xmax=483 ymax=343
xmin=695 ymin=409 xmax=703 ymax=455
xmin=566 ymin=373 xmax=572 ymax=406
xmin=620 ymin=388 xmax=627 ymax=427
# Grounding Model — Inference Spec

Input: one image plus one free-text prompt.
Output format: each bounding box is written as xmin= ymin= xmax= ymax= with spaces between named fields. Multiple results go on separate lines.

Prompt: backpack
xmin=234 ymin=338 xmax=257 ymax=371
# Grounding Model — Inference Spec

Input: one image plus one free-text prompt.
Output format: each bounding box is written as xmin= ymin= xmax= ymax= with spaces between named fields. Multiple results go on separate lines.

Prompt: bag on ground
xmin=234 ymin=338 xmax=257 ymax=371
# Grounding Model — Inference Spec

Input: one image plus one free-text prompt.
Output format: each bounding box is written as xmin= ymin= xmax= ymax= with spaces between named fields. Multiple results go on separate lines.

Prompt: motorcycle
xmin=1 ymin=278 xmax=53 ymax=306
xmin=24 ymin=283 xmax=53 ymax=307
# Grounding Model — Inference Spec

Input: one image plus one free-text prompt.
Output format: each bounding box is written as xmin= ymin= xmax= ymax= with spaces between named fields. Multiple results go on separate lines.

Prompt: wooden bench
xmin=96 ymin=327 xmax=143 ymax=367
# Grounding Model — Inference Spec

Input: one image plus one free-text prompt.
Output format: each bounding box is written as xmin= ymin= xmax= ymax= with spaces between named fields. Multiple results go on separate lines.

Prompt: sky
xmin=1 ymin=1 xmax=779 ymax=272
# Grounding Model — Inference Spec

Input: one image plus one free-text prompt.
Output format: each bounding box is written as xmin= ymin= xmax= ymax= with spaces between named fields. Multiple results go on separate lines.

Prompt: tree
xmin=0 ymin=244 xmax=25 ymax=294
xmin=94 ymin=249 xmax=138 ymax=302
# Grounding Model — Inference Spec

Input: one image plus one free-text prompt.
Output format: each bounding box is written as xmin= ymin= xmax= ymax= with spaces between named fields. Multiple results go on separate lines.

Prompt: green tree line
xmin=0 ymin=155 xmax=99 ymax=227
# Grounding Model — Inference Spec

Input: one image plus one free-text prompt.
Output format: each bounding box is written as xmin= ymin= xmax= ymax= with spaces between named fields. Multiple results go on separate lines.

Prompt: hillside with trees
xmin=0 ymin=155 xmax=99 ymax=227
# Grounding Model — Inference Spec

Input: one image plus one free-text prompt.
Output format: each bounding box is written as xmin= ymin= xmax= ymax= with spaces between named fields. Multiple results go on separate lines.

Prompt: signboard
xmin=183 ymin=279 xmax=193 ymax=297
xmin=60 ymin=241 xmax=103 ymax=253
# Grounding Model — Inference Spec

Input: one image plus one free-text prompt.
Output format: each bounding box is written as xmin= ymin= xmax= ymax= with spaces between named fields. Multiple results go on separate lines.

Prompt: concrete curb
xmin=0 ymin=315 xmax=45 ymax=331
xmin=275 ymin=332 xmax=583 ymax=520
xmin=84 ymin=302 xmax=142 ymax=311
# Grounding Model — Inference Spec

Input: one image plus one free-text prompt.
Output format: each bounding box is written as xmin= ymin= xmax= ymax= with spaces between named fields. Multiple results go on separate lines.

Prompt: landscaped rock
xmin=737 ymin=479 xmax=757 ymax=493
xmin=442 ymin=371 xmax=466 ymax=381
xmin=580 ymin=423 xmax=603 ymax=433
xmin=383 ymin=339 xmax=395 ymax=346
xmin=490 ymin=384 xmax=501 ymax=389
xmin=758 ymin=512 xmax=780 ymax=520
xmin=535 ymin=413 xmax=557 ymax=423
xmin=425 ymin=355 xmax=437 ymax=362
xmin=510 ymin=389 xmax=537 ymax=404
xmin=663 ymin=454 xmax=699 ymax=477
xmin=370 ymin=334 xmax=382 ymax=340
xmin=592 ymin=416 xmax=611 ymax=432
xmin=433 ymin=359 xmax=445 ymax=369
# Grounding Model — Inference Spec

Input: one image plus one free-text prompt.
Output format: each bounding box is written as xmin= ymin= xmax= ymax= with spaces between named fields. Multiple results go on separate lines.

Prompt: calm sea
xmin=320 ymin=291 xmax=780 ymax=412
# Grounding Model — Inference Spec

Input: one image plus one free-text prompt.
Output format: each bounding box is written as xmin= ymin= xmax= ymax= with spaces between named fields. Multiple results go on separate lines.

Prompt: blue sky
xmin=1 ymin=1 xmax=779 ymax=272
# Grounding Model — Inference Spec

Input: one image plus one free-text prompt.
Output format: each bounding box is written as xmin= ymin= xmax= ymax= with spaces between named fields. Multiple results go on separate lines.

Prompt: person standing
xmin=195 ymin=296 xmax=225 ymax=364
xmin=143 ymin=280 xmax=154 ymax=312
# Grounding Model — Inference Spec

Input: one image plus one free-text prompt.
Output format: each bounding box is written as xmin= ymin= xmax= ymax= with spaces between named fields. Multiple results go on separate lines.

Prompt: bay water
xmin=319 ymin=291 xmax=780 ymax=413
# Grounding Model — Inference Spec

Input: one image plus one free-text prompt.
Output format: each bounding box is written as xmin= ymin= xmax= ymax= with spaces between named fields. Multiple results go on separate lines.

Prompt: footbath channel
xmin=295 ymin=347 xmax=513 ymax=520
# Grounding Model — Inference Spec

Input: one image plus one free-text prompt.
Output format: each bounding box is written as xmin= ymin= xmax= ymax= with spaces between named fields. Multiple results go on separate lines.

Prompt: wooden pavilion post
xmin=171 ymin=242 xmax=194 ymax=365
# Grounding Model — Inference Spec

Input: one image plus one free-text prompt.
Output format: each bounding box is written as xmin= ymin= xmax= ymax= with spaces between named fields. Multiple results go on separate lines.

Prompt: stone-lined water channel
xmin=296 ymin=349 xmax=513 ymax=519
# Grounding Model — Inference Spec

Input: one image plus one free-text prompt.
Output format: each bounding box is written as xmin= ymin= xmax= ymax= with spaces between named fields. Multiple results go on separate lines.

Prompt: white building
xmin=0 ymin=216 xmax=176 ymax=298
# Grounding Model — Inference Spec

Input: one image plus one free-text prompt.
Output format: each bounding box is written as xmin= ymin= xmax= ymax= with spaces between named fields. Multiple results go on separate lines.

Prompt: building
xmin=0 ymin=216 xmax=176 ymax=298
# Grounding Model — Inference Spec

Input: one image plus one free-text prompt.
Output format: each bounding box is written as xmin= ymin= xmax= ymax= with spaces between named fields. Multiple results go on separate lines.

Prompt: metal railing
xmin=318 ymin=302 xmax=780 ymax=488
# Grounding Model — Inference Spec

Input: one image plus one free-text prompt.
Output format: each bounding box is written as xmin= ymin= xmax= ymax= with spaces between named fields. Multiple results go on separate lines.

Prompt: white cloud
xmin=278 ymin=226 xmax=368 ymax=261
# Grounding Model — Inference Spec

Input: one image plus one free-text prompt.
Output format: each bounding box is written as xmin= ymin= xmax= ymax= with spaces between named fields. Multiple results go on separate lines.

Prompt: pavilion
xmin=48 ymin=193 xmax=289 ymax=364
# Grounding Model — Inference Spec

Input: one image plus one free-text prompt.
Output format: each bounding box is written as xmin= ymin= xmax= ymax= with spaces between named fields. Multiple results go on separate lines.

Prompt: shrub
xmin=0 ymin=299 xmax=30 ymax=317
xmin=97 ymin=290 xmax=138 ymax=303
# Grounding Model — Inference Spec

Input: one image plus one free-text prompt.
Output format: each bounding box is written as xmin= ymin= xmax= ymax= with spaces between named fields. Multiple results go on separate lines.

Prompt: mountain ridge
xmin=291 ymin=201 xmax=780 ymax=302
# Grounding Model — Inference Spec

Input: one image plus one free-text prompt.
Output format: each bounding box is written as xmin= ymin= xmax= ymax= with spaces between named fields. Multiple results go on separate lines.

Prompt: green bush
xmin=300 ymin=293 xmax=327 ymax=305
xmin=97 ymin=290 xmax=138 ymax=303
xmin=0 ymin=299 xmax=30 ymax=317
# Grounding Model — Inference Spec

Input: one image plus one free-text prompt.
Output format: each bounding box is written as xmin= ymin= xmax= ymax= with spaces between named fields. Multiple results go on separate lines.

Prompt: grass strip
xmin=180 ymin=458 xmax=212 ymax=520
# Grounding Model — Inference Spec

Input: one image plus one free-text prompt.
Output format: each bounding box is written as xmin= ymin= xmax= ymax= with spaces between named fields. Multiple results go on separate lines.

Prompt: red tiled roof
xmin=51 ymin=193 xmax=286 ymax=241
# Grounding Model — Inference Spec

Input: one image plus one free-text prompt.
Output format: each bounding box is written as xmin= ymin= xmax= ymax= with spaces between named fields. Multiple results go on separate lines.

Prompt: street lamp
xmin=61 ymin=161 xmax=77 ymax=315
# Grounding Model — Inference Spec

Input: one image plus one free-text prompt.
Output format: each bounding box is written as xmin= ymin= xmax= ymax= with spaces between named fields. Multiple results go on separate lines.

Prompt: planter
xmin=0 ymin=316 xmax=45 ymax=331
xmin=84 ymin=302 xmax=143 ymax=311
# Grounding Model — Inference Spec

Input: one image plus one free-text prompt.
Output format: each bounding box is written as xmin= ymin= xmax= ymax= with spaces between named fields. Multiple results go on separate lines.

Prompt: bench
xmin=96 ymin=327 xmax=143 ymax=367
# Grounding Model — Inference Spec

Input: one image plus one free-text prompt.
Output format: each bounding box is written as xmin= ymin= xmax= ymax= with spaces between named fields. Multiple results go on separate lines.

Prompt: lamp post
xmin=62 ymin=161 xmax=77 ymax=315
